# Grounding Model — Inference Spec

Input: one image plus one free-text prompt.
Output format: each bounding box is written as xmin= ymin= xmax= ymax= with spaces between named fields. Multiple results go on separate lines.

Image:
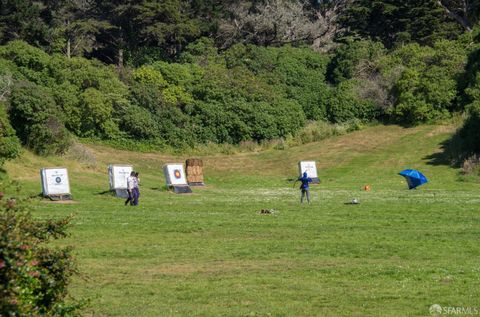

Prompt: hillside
xmin=3 ymin=123 xmax=480 ymax=316
xmin=4 ymin=124 xmax=461 ymax=188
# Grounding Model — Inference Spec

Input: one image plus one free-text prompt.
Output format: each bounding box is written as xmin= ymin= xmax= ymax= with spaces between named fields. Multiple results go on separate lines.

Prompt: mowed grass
xmin=4 ymin=124 xmax=480 ymax=316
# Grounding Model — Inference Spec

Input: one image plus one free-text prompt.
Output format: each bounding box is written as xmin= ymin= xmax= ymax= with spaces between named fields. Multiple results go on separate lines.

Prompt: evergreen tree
xmin=89 ymin=0 xmax=204 ymax=66
xmin=342 ymin=0 xmax=463 ymax=47
xmin=44 ymin=0 xmax=106 ymax=58
xmin=0 ymin=0 xmax=50 ymax=47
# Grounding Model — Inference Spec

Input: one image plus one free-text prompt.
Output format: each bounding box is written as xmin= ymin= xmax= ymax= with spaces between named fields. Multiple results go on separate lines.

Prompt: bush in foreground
xmin=0 ymin=189 xmax=80 ymax=316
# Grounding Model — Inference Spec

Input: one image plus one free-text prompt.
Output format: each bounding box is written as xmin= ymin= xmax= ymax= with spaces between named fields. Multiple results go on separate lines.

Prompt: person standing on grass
xmin=298 ymin=171 xmax=312 ymax=204
xmin=132 ymin=172 xmax=140 ymax=206
xmin=125 ymin=171 xmax=136 ymax=206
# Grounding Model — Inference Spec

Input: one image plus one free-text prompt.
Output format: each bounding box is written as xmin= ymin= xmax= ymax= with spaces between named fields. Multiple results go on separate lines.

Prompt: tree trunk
xmin=66 ymin=38 xmax=71 ymax=59
xmin=66 ymin=19 xmax=71 ymax=59
xmin=437 ymin=0 xmax=472 ymax=31
xmin=118 ymin=48 xmax=124 ymax=68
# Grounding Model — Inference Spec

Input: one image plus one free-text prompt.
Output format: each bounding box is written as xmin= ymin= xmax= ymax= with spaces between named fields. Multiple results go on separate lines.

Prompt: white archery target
xmin=163 ymin=164 xmax=187 ymax=186
xmin=40 ymin=168 xmax=71 ymax=196
xmin=108 ymin=165 xmax=133 ymax=190
xmin=298 ymin=161 xmax=318 ymax=178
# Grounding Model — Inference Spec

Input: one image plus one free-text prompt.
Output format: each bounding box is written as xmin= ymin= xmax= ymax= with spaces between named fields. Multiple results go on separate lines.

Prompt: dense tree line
xmin=2 ymin=0 xmax=477 ymax=64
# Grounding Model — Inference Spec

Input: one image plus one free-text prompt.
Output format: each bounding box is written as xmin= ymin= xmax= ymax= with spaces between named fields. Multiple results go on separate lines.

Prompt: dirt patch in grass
xmin=83 ymin=258 xmax=356 ymax=279
xmin=425 ymin=124 xmax=456 ymax=137
xmin=41 ymin=199 xmax=78 ymax=204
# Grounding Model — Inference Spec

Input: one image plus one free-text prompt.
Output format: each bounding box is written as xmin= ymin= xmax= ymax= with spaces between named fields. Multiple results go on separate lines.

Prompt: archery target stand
xmin=40 ymin=167 xmax=72 ymax=200
xmin=186 ymin=158 xmax=205 ymax=186
xmin=108 ymin=164 xmax=133 ymax=198
xmin=298 ymin=161 xmax=320 ymax=184
xmin=163 ymin=163 xmax=192 ymax=194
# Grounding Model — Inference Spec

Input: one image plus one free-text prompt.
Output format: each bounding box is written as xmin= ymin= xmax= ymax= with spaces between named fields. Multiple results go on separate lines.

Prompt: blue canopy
xmin=399 ymin=169 xmax=428 ymax=189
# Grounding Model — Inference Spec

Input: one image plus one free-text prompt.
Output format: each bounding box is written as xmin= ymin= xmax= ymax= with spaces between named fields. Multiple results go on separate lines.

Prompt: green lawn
xmin=5 ymin=124 xmax=480 ymax=316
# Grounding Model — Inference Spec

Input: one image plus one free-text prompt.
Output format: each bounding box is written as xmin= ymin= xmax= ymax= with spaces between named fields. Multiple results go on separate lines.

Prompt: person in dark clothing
xmin=132 ymin=172 xmax=140 ymax=206
xmin=298 ymin=171 xmax=312 ymax=204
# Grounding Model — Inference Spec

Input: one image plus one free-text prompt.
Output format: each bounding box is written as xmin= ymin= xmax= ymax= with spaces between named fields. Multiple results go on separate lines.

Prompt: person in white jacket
xmin=124 ymin=171 xmax=136 ymax=206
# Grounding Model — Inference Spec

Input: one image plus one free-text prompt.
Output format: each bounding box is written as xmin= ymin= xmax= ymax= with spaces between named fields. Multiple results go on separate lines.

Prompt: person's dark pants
xmin=301 ymin=189 xmax=310 ymax=203
xmin=125 ymin=190 xmax=133 ymax=206
xmin=132 ymin=187 xmax=140 ymax=206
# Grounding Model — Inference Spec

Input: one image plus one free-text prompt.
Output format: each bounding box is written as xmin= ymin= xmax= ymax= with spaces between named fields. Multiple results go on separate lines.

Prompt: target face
xmin=299 ymin=161 xmax=318 ymax=178
xmin=108 ymin=165 xmax=133 ymax=190
xmin=40 ymin=168 xmax=70 ymax=195
xmin=163 ymin=164 xmax=187 ymax=186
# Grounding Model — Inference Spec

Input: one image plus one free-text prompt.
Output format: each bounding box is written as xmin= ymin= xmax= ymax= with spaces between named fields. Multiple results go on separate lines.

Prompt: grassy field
xmin=4 ymin=124 xmax=480 ymax=316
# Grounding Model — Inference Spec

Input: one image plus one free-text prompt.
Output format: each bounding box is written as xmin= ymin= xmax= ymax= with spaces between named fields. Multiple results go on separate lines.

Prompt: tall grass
xmin=80 ymin=121 xmax=366 ymax=156
xmin=188 ymin=120 xmax=365 ymax=155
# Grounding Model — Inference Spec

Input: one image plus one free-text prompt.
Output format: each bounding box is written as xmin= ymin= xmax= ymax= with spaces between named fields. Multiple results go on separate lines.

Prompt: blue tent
xmin=399 ymin=169 xmax=428 ymax=189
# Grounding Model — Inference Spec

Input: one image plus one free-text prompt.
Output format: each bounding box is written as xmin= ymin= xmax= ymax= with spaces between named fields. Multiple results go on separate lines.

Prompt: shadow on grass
xmin=96 ymin=190 xmax=114 ymax=196
xmin=424 ymin=139 xmax=458 ymax=167
xmin=150 ymin=186 xmax=170 ymax=192
xmin=424 ymin=132 xmax=465 ymax=168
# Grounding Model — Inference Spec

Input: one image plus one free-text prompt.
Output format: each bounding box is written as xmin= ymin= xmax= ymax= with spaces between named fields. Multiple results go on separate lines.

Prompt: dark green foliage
xmin=0 ymin=27 xmax=477 ymax=151
xmin=0 ymin=40 xmax=52 ymax=85
xmin=327 ymin=80 xmax=379 ymax=123
xmin=459 ymin=103 xmax=480 ymax=154
xmin=0 ymin=104 xmax=21 ymax=165
xmin=459 ymin=31 xmax=480 ymax=107
xmin=182 ymin=42 xmax=307 ymax=143
xmin=223 ymin=44 xmax=331 ymax=121
xmin=1 ymin=41 xmax=129 ymax=142
xmin=0 ymin=0 xmax=474 ymax=65
xmin=0 ymin=1 xmax=50 ymax=47
xmin=9 ymin=82 xmax=71 ymax=155
xmin=327 ymin=40 xmax=386 ymax=84
xmin=455 ymin=32 xmax=480 ymax=155
xmin=386 ymin=40 xmax=468 ymax=124
xmin=0 ymin=191 xmax=80 ymax=316
xmin=90 ymin=0 xmax=205 ymax=65
xmin=128 ymin=81 xmax=193 ymax=145
xmin=120 ymin=105 xmax=160 ymax=140
xmin=342 ymin=0 xmax=463 ymax=48
xmin=79 ymin=88 xmax=117 ymax=138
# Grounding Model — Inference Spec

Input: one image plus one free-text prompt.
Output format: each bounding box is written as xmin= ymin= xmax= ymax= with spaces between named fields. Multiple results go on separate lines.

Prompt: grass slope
xmin=4 ymin=124 xmax=480 ymax=317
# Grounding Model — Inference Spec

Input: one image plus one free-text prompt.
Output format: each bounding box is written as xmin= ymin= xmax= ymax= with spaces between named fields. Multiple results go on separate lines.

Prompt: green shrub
xmin=9 ymin=82 xmax=71 ymax=155
xmin=132 ymin=65 xmax=167 ymax=87
xmin=179 ymin=37 xmax=224 ymax=66
xmin=385 ymin=41 xmax=468 ymax=124
xmin=0 ymin=104 xmax=21 ymax=165
xmin=0 ymin=41 xmax=130 ymax=141
xmin=27 ymin=120 xmax=71 ymax=156
xmin=119 ymin=105 xmax=160 ymax=139
xmin=151 ymin=61 xmax=203 ymax=87
xmin=0 ymin=41 xmax=53 ymax=86
xmin=129 ymin=82 xmax=164 ymax=113
xmin=458 ymin=103 xmax=480 ymax=154
xmin=51 ymin=83 xmax=82 ymax=135
xmin=223 ymin=44 xmax=331 ymax=120
xmin=327 ymin=39 xmax=386 ymax=84
xmin=0 ymin=186 xmax=81 ymax=316
xmin=327 ymin=80 xmax=379 ymax=123
xmin=79 ymin=88 xmax=119 ymax=138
